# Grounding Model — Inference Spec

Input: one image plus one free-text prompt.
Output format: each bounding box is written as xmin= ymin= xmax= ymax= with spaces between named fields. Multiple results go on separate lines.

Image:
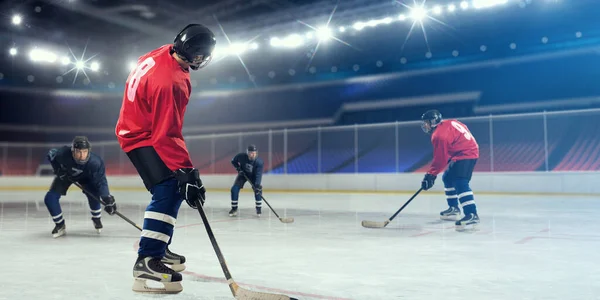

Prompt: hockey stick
xmin=194 ymin=198 xmax=297 ymax=300
xmin=72 ymin=181 xmax=143 ymax=231
xmin=361 ymin=188 xmax=423 ymax=228
xmin=241 ymin=173 xmax=294 ymax=223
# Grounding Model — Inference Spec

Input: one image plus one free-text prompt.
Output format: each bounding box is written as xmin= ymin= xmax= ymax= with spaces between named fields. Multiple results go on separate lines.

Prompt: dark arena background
xmin=1 ymin=0 xmax=599 ymax=299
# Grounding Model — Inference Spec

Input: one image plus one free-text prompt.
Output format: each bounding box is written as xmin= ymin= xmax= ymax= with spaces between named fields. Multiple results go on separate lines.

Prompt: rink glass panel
xmin=491 ymin=114 xmax=546 ymax=172
xmin=356 ymin=124 xmax=396 ymax=173
xmin=281 ymin=128 xmax=319 ymax=174
xmin=546 ymin=110 xmax=600 ymax=171
xmin=319 ymin=126 xmax=356 ymax=173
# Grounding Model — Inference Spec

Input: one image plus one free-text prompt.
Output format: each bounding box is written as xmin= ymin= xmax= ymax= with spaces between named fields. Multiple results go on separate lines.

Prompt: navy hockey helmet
xmin=247 ymin=144 xmax=258 ymax=160
xmin=421 ymin=109 xmax=443 ymax=134
xmin=173 ymin=24 xmax=216 ymax=70
xmin=71 ymin=136 xmax=91 ymax=165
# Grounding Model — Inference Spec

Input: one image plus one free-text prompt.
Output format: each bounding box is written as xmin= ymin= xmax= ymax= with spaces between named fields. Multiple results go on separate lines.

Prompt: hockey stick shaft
xmin=194 ymin=197 xmax=233 ymax=280
xmin=241 ymin=173 xmax=282 ymax=219
xmin=387 ymin=188 xmax=423 ymax=222
xmin=73 ymin=181 xmax=143 ymax=231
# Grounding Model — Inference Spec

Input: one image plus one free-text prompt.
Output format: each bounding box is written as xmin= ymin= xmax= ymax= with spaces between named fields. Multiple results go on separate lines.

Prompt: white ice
xmin=1 ymin=189 xmax=599 ymax=300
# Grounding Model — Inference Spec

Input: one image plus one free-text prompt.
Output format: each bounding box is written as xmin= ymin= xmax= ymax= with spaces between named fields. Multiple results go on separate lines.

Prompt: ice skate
xmin=256 ymin=206 xmax=262 ymax=217
xmin=229 ymin=207 xmax=238 ymax=217
xmin=455 ymin=213 xmax=480 ymax=232
xmin=440 ymin=206 xmax=461 ymax=221
xmin=92 ymin=217 xmax=103 ymax=234
xmin=52 ymin=222 xmax=66 ymax=238
xmin=132 ymin=256 xmax=183 ymax=294
xmin=162 ymin=247 xmax=186 ymax=272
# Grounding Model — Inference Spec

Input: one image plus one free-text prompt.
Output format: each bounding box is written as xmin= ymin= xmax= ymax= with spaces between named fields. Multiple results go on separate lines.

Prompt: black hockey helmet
xmin=421 ymin=109 xmax=443 ymax=134
xmin=173 ymin=24 xmax=216 ymax=70
xmin=247 ymin=144 xmax=258 ymax=160
xmin=71 ymin=136 xmax=91 ymax=165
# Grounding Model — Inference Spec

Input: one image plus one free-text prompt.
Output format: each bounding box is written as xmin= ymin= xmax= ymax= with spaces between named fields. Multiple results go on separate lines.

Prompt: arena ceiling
xmin=1 ymin=0 xmax=600 ymax=92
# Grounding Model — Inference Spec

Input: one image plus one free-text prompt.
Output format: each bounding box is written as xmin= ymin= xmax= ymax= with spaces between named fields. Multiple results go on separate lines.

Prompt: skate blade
xmin=440 ymin=215 xmax=460 ymax=221
xmin=96 ymin=229 xmax=102 ymax=234
xmin=455 ymin=223 xmax=480 ymax=232
xmin=52 ymin=230 xmax=66 ymax=238
xmin=132 ymin=279 xmax=182 ymax=294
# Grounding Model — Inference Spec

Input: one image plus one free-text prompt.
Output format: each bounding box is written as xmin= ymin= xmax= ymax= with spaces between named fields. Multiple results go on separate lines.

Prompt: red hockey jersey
xmin=115 ymin=44 xmax=193 ymax=171
xmin=427 ymin=119 xmax=479 ymax=176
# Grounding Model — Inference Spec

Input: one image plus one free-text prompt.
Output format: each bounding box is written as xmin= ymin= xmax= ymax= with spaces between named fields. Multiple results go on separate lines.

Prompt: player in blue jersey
xmin=43 ymin=136 xmax=117 ymax=238
xmin=229 ymin=145 xmax=264 ymax=217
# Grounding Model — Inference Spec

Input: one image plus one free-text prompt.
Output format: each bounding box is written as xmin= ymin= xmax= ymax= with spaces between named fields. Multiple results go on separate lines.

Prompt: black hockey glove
xmin=101 ymin=195 xmax=117 ymax=215
xmin=254 ymin=184 xmax=262 ymax=197
xmin=421 ymin=173 xmax=437 ymax=191
xmin=174 ymin=168 xmax=206 ymax=209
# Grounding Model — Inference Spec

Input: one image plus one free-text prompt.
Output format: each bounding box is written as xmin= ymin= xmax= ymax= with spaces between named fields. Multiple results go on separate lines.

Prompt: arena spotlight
xmin=29 ymin=48 xmax=57 ymax=63
xmin=128 ymin=61 xmax=137 ymax=71
xmin=75 ymin=60 xmax=85 ymax=70
xmin=9 ymin=47 xmax=17 ymax=56
xmin=433 ymin=5 xmax=443 ymax=15
xmin=410 ymin=6 xmax=427 ymax=21
xmin=473 ymin=0 xmax=508 ymax=9
xmin=316 ymin=26 xmax=332 ymax=41
xmin=60 ymin=56 xmax=70 ymax=65
xmin=12 ymin=14 xmax=22 ymax=25
xmin=90 ymin=61 xmax=100 ymax=72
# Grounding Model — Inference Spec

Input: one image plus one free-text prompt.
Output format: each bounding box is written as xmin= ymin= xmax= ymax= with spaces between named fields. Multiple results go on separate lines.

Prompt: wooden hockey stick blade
xmin=361 ymin=219 xmax=391 ymax=228
xmin=230 ymin=280 xmax=298 ymax=300
xmin=279 ymin=217 xmax=294 ymax=223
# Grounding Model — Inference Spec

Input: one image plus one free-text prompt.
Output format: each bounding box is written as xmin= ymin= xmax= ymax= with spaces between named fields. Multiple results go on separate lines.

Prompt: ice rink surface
xmin=1 ymin=189 xmax=599 ymax=300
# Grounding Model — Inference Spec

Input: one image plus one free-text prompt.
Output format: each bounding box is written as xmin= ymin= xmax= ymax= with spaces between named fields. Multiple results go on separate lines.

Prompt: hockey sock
xmin=44 ymin=191 xmax=64 ymax=224
xmin=86 ymin=192 xmax=102 ymax=219
xmin=139 ymin=178 xmax=183 ymax=258
xmin=444 ymin=187 xmax=459 ymax=208
xmin=230 ymin=185 xmax=240 ymax=208
xmin=455 ymin=179 xmax=477 ymax=215
xmin=254 ymin=193 xmax=262 ymax=209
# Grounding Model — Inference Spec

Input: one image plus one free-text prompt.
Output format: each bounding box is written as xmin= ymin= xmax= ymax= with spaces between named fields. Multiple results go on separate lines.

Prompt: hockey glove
xmin=421 ymin=173 xmax=437 ymax=191
xmin=174 ymin=168 xmax=206 ymax=209
xmin=101 ymin=195 xmax=117 ymax=215
xmin=254 ymin=184 xmax=262 ymax=197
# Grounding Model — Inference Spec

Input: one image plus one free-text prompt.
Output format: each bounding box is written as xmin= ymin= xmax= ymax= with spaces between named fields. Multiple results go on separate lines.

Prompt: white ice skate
xmin=162 ymin=247 xmax=186 ymax=272
xmin=440 ymin=206 xmax=461 ymax=221
xmin=92 ymin=218 xmax=102 ymax=234
xmin=132 ymin=256 xmax=183 ymax=294
xmin=52 ymin=222 xmax=66 ymax=238
xmin=455 ymin=213 xmax=480 ymax=232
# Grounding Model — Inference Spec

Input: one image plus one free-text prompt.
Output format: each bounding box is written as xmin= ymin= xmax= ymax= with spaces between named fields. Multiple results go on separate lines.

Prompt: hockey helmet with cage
xmin=71 ymin=136 xmax=91 ymax=165
xmin=421 ymin=110 xmax=443 ymax=134
xmin=246 ymin=144 xmax=258 ymax=160
xmin=173 ymin=24 xmax=216 ymax=70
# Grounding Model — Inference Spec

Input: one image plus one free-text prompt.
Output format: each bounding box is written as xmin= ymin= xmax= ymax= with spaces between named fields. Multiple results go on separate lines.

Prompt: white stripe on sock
xmin=141 ymin=230 xmax=170 ymax=243
xmin=144 ymin=211 xmax=176 ymax=226
xmin=458 ymin=191 xmax=474 ymax=199
xmin=52 ymin=213 xmax=63 ymax=219
xmin=460 ymin=200 xmax=476 ymax=207
xmin=90 ymin=209 xmax=102 ymax=213
xmin=54 ymin=217 xmax=64 ymax=224
xmin=444 ymin=187 xmax=456 ymax=191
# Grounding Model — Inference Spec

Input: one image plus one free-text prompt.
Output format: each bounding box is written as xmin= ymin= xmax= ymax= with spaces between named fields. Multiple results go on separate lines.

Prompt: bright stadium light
xmin=60 ymin=56 xmax=70 ymax=65
xmin=282 ymin=34 xmax=304 ymax=48
xmin=9 ymin=47 xmax=17 ymax=56
xmin=75 ymin=60 xmax=85 ymax=70
xmin=473 ymin=0 xmax=508 ymax=9
xmin=460 ymin=1 xmax=469 ymax=10
xmin=353 ymin=21 xmax=366 ymax=30
xmin=128 ymin=61 xmax=137 ymax=71
xmin=316 ymin=26 xmax=332 ymax=41
xmin=249 ymin=42 xmax=259 ymax=50
xmin=12 ymin=15 xmax=22 ymax=25
xmin=433 ymin=5 xmax=443 ymax=15
xmin=410 ymin=6 xmax=427 ymax=21
xmin=29 ymin=48 xmax=57 ymax=63
xmin=270 ymin=37 xmax=282 ymax=47
xmin=448 ymin=4 xmax=457 ymax=12
xmin=90 ymin=61 xmax=100 ymax=72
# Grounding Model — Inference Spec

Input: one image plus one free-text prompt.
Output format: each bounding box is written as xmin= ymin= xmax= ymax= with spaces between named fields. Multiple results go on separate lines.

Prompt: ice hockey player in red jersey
xmin=420 ymin=109 xmax=480 ymax=231
xmin=115 ymin=24 xmax=215 ymax=293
